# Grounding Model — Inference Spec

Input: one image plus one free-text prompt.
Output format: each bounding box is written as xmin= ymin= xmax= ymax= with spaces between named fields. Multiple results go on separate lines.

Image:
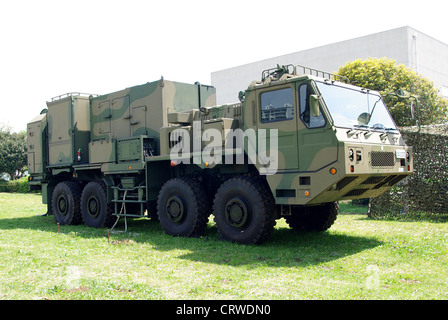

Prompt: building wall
xmin=211 ymin=26 xmax=448 ymax=104
xmin=412 ymin=29 xmax=448 ymax=96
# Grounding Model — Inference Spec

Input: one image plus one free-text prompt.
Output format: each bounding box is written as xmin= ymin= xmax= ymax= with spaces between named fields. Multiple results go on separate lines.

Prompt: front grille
xmin=371 ymin=151 xmax=394 ymax=167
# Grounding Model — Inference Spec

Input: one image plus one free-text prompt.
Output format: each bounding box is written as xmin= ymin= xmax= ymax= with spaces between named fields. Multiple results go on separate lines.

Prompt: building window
xmin=260 ymin=88 xmax=294 ymax=123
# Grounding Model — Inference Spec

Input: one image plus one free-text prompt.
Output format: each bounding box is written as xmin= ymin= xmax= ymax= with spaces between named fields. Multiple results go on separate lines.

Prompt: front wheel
xmin=285 ymin=202 xmax=339 ymax=232
xmin=213 ymin=177 xmax=275 ymax=244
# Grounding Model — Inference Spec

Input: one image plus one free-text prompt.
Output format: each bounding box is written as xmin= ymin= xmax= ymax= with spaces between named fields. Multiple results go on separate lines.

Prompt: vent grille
xmin=371 ymin=152 xmax=394 ymax=167
xmin=168 ymin=131 xmax=186 ymax=149
xmin=387 ymin=175 xmax=408 ymax=186
xmin=362 ymin=176 xmax=386 ymax=185
xmin=329 ymin=176 xmax=358 ymax=191
xmin=373 ymin=175 xmax=397 ymax=189
xmin=344 ymin=189 xmax=369 ymax=197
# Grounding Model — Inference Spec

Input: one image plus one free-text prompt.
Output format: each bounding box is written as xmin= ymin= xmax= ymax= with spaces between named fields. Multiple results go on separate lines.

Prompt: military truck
xmin=27 ymin=65 xmax=413 ymax=244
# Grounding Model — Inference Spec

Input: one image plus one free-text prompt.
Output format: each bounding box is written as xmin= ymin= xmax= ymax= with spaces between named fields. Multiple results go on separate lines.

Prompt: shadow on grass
xmin=0 ymin=213 xmax=383 ymax=268
xmin=170 ymin=222 xmax=383 ymax=268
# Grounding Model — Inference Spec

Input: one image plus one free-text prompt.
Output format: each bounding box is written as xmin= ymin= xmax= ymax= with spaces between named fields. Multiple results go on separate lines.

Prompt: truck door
xmin=257 ymin=86 xmax=299 ymax=170
xmin=297 ymin=82 xmax=338 ymax=172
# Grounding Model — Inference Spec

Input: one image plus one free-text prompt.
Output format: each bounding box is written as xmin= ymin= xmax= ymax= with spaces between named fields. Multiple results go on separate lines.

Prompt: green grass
xmin=1 ymin=193 xmax=447 ymax=300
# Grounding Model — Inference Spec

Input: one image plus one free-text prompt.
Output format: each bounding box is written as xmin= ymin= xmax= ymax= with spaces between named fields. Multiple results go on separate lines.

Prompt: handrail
xmin=51 ymin=92 xmax=99 ymax=101
xmin=294 ymin=64 xmax=350 ymax=83
xmin=261 ymin=64 xmax=295 ymax=81
xmin=261 ymin=64 xmax=350 ymax=84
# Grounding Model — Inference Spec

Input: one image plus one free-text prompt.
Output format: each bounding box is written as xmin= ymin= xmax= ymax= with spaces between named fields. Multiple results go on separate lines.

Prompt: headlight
xmin=349 ymin=149 xmax=354 ymax=161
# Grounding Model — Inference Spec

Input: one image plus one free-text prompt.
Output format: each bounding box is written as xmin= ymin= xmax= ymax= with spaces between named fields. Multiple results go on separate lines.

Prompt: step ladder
xmin=111 ymin=180 xmax=146 ymax=218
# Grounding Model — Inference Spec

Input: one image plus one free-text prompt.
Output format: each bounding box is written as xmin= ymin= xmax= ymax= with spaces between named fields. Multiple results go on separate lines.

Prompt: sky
xmin=0 ymin=0 xmax=447 ymax=132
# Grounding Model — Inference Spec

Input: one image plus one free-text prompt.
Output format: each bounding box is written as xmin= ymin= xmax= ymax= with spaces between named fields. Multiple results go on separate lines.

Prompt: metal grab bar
xmin=51 ymin=92 xmax=99 ymax=101
xmin=294 ymin=64 xmax=350 ymax=83
xmin=261 ymin=64 xmax=350 ymax=84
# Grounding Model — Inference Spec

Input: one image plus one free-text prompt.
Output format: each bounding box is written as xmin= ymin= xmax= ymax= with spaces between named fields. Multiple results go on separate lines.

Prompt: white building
xmin=211 ymin=26 xmax=448 ymax=104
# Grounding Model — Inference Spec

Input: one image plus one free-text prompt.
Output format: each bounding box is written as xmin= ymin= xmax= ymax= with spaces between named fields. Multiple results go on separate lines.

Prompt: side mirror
xmin=309 ymin=94 xmax=321 ymax=117
xmin=396 ymin=89 xmax=411 ymax=99
xmin=357 ymin=112 xmax=371 ymax=126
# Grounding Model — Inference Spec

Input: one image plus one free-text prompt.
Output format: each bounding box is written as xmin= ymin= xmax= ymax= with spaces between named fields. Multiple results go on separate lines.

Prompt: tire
xmin=213 ymin=177 xmax=275 ymax=244
xmin=157 ymin=177 xmax=208 ymax=237
xmin=51 ymin=181 xmax=83 ymax=225
xmin=81 ymin=181 xmax=115 ymax=228
xmin=285 ymin=202 xmax=339 ymax=232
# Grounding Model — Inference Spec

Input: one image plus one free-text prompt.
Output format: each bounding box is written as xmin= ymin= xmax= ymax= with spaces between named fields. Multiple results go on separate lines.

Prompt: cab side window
xmin=299 ymin=84 xmax=326 ymax=128
xmin=260 ymin=88 xmax=294 ymax=123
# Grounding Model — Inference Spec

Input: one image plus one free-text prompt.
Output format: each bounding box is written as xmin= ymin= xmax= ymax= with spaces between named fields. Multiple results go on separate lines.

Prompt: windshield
xmin=315 ymin=81 xmax=398 ymax=131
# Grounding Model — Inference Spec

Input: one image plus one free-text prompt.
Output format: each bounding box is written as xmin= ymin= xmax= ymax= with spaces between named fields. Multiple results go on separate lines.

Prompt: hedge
xmin=0 ymin=177 xmax=30 ymax=193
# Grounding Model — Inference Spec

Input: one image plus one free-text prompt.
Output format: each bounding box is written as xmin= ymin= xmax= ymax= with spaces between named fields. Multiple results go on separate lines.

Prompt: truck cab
xmin=241 ymin=65 xmax=412 ymax=210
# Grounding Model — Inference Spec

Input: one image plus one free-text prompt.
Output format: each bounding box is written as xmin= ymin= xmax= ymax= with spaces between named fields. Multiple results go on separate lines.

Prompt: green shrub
xmin=0 ymin=179 xmax=7 ymax=192
xmin=1 ymin=177 xmax=29 ymax=193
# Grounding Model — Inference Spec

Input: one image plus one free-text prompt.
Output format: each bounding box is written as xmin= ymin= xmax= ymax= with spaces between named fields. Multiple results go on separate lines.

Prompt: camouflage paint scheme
xmin=27 ymin=68 xmax=412 ymax=214
xmin=164 ymin=71 xmax=412 ymax=206
xmin=27 ymin=79 xmax=216 ymax=205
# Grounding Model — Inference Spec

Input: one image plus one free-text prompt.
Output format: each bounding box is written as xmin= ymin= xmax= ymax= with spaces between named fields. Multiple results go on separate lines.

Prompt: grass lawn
xmin=0 ymin=193 xmax=447 ymax=300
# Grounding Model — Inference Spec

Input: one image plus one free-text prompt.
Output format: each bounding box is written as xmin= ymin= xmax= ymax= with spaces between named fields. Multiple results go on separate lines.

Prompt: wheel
xmin=213 ymin=177 xmax=275 ymax=244
xmin=81 ymin=181 xmax=115 ymax=228
xmin=285 ymin=202 xmax=339 ymax=232
xmin=157 ymin=177 xmax=208 ymax=237
xmin=51 ymin=181 xmax=82 ymax=225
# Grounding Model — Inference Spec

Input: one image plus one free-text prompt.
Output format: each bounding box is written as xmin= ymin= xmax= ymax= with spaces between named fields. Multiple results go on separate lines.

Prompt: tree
xmin=0 ymin=125 xmax=27 ymax=180
xmin=337 ymin=58 xmax=448 ymax=127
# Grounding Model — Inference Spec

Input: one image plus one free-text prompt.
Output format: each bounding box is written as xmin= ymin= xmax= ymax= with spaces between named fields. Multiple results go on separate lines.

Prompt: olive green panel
xmin=27 ymin=152 xmax=35 ymax=173
xmin=131 ymin=105 xmax=148 ymax=135
xmin=111 ymin=95 xmax=131 ymax=137
xmin=47 ymin=98 xmax=72 ymax=166
xmin=72 ymin=97 xmax=91 ymax=164
xmin=117 ymin=137 xmax=142 ymax=162
xmin=89 ymin=139 xmax=115 ymax=163
xmin=91 ymin=100 xmax=111 ymax=138
xmin=27 ymin=113 xmax=47 ymax=174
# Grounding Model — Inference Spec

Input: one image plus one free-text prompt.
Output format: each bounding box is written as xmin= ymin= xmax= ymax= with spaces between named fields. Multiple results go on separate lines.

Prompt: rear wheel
xmin=213 ymin=177 xmax=275 ymax=244
xmin=285 ymin=202 xmax=339 ymax=232
xmin=157 ymin=177 xmax=208 ymax=237
xmin=52 ymin=181 xmax=82 ymax=225
xmin=81 ymin=181 xmax=115 ymax=228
